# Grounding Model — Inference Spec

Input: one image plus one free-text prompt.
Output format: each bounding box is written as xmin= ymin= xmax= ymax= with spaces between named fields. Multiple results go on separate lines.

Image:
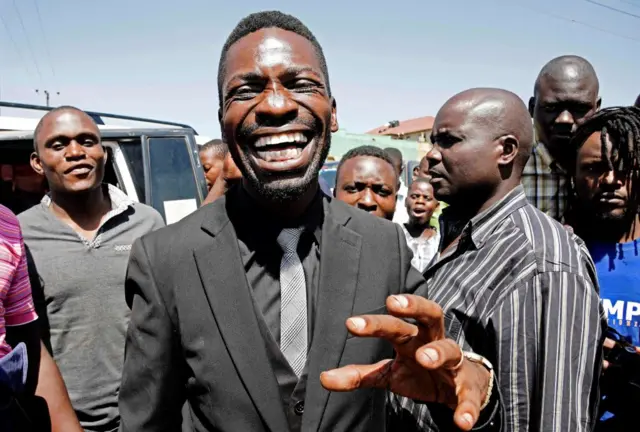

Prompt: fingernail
xmin=391 ymin=295 xmax=409 ymax=308
xmin=421 ymin=348 xmax=439 ymax=364
xmin=461 ymin=413 xmax=474 ymax=427
xmin=349 ymin=317 xmax=366 ymax=330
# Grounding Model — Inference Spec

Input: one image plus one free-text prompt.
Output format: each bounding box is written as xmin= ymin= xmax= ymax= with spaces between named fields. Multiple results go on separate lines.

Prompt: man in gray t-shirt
xmin=19 ymin=106 xmax=164 ymax=432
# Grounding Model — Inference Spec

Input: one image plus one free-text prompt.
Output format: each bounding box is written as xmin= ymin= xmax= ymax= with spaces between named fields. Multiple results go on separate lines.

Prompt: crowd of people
xmin=1 ymin=9 xmax=640 ymax=432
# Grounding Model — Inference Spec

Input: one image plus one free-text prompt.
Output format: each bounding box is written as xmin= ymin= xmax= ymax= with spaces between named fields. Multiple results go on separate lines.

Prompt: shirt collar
xmin=228 ymin=185 xmax=324 ymax=247
xmin=440 ymin=185 xmax=529 ymax=251
xmin=41 ymin=183 xmax=134 ymax=218
xmin=534 ymin=142 xmax=567 ymax=174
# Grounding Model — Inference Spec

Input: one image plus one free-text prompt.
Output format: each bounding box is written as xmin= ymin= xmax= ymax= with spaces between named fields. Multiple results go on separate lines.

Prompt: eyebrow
xmin=44 ymin=132 xmax=99 ymax=147
xmin=226 ymin=66 xmax=320 ymax=85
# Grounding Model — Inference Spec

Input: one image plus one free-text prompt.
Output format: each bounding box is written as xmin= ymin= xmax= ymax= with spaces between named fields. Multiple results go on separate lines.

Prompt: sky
xmin=0 ymin=0 xmax=639 ymax=139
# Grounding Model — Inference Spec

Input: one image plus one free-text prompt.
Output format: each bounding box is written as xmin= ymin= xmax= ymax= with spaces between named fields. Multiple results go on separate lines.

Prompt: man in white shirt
xmin=384 ymin=147 xmax=410 ymax=224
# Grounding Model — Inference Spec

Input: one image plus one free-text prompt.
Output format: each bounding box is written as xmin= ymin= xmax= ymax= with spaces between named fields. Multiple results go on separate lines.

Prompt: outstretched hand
xmin=320 ymin=294 xmax=491 ymax=431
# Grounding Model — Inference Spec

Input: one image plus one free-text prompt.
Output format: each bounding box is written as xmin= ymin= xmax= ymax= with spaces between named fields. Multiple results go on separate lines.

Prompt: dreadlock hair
xmin=217 ymin=11 xmax=331 ymax=106
xmin=335 ymin=145 xmax=395 ymax=181
xmin=568 ymin=106 xmax=640 ymax=234
xmin=199 ymin=139 xmax=228 ymax=158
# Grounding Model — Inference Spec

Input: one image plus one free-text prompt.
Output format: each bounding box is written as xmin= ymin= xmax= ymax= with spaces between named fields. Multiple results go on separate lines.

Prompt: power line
xmin=618 ymin=0 xmax=640 ymax=9
xmin=0 ymin=11 xmax=34 ymax=78
xmin=584 ymin=0 xmax=640 ymax=19
xmin=32 ymin=0 xmax=55 ymax=78
xmin=11 ymin=0 xmax=43 ymax=83
xmin=514 ymin=2 xmax=640 ymax=43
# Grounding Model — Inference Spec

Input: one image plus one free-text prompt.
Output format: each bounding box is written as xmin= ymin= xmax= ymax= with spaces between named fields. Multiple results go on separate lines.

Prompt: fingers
xmin=603 ymin=338 xmax=616 ymax=349
xmin=415 ymin=338 xmax=463 ymax=371
xmin=320 ymin=359 xmax=393 ymax=391
xmin=385 ymin=295 xmax=445 ymax=341
xmin=346 ymin=315 xmax=418 ymax=344
xmin=454 ymin=399 xmax=480 ymax=431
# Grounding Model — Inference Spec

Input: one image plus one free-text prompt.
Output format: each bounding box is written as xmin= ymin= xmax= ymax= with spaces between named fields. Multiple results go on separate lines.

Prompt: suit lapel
xmin=193 ymin=199 xmax=289 ymax=432
xmin=302 ymin=200 xmax=362 ymax=431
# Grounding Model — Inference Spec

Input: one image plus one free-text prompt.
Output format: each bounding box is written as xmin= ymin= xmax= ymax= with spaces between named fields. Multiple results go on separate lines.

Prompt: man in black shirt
xmin=119 ymin=11 xmax=496 ymax=432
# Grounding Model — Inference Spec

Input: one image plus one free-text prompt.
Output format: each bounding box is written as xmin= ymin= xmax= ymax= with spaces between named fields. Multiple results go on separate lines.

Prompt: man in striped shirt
xmin=0 ymin=204 xmax=82 ymax=431
xmin=522 ymin=55 xmax=601 ymax=221
xmin=391 ymin=88 xmax=604 ymax=431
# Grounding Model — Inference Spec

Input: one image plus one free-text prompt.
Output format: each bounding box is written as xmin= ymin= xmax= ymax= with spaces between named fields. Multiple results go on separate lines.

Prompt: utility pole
xmin=35 ymin=89 xmax=60 ymax=107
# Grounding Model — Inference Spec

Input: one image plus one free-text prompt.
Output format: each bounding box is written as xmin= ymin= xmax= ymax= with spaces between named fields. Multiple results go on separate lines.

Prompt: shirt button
xmin=294 ymin=400 xmax=304 ymax=416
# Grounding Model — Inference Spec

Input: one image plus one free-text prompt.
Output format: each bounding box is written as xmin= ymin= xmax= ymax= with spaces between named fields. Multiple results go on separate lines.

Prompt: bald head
xmin=534 ymin=55 xmax=599 ymax=95
xmin=34 ymin=106 xmax=98 ymax=152
xmin=442 ymin=88 xmax=534 ymax=165
xmin=428 ymin=88 xmax=533 ymax=206
xmin=530 ymin=56 xmax=601 ymax=167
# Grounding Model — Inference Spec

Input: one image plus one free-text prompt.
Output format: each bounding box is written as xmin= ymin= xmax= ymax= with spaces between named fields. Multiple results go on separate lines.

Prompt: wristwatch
xmin=463 ymin=351 xmax=494 ymax=411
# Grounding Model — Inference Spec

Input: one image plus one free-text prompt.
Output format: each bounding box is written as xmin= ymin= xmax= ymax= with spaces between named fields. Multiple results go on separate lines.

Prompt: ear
xmin=218 ymin=108 xmax=226 ymax=142
xmin=596 ymin=97 xmax=602 ymax=111
xmin=497 ymin=135 xmax=519 ymax=167
xmin=528 ymin=97 xmax=535 ymax=117
xmin=330 ymin=97 xmax=339 ymax=133
xmin=30 ymin=152 xmax=44 ymax=176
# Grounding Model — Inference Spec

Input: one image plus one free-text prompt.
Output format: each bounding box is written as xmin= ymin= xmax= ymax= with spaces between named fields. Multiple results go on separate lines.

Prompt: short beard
xmin=237 ymin=133 xmax=331 ymax=203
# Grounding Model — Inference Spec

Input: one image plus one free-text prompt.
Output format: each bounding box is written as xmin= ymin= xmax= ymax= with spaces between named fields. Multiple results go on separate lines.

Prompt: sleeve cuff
xmin=472 ymin=374 xmax=502 ymax=431
xmin=5 ymin=312 xmax=38 ymax=327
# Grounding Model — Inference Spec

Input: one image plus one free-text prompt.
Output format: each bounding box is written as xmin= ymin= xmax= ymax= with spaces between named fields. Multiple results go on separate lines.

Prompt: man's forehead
xmin=538 ymin=73 xmax=597 ymax=102
xmin=580 ymin=131 xmax=610 ymax=158
xmin=345 ymin=156 xmax=394 ymax=177
xmin=224 ymin=28 xmax=322 ymax=78
xmin=410 ymin=181 xmax=433 ymax=194
xmin=433 ymin=102 xmax=469 ymax=132
xmin=40 ymin=111 xmax=97 ymax=137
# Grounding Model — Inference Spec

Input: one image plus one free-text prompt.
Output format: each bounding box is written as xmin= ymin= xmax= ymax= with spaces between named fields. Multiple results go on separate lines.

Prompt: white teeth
xmin=254 ymin=132 xmax=308 ymax=148
xmin=256 ymin=147 xmax=302 ymax=162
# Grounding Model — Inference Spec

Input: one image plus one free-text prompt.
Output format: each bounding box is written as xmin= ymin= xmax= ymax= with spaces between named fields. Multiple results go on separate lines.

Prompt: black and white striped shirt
xmin=390 ymin=185 xmax=605 ymax=431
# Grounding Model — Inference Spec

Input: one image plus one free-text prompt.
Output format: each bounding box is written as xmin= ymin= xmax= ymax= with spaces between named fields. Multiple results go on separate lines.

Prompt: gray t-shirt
xmin=19 ymin=185 xmax=164 ymax=432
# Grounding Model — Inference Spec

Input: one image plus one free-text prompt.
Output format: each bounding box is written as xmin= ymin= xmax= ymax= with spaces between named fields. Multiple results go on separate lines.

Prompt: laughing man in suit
xmin=118 ymin=11 xmax=498 ymax=432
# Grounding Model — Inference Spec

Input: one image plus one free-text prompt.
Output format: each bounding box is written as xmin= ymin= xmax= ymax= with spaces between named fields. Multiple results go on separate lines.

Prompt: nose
xmin=426 ymin=147 xmax=441 ymax=166
xmin=254 ymin=84 xmax=298 ymax=126
xmin=357 ymin=189 xmax=378 ymax=213
xmin=65 ymin=140 xmax=86 ymax=159
xmin=601 ymin=169 xmax=623 ymax=188
xmin=555 ymin=110 xmax=574 ymax=125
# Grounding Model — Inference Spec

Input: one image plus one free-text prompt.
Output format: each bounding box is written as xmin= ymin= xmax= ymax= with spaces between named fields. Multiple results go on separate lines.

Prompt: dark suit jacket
xmin=118 ymin=192 xmax=427 ymax=432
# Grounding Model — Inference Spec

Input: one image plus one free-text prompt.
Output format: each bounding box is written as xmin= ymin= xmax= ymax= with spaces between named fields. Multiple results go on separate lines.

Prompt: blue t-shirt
xmin=589 ymin=239 xmax=640 ymax=346
xmin=589 ymin=239 xmax=640 ymax=424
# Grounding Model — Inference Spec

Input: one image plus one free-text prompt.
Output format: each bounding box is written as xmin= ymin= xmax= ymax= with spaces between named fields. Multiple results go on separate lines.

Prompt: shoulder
xmin=0 ymin=205 xmax=23 ymax=253
xmin=128 ymin=202 xmax=165 ymax=228
xmin=327 ymin=198 xmax=403 ymax=243
xmin=510 ymin=203 xmax=593 ymax=277
xmin=136 ymin=197 xmax=221 ymax=251
xmin=16 ymin=204 xmax=46 ymax=235
xmin=0 ymin=204 xmax=20 ymax=229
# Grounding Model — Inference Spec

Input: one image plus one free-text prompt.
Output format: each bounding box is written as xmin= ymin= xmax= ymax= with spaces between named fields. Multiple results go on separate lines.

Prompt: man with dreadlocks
xmin=568 ymin=106 xmax=640 ymax=430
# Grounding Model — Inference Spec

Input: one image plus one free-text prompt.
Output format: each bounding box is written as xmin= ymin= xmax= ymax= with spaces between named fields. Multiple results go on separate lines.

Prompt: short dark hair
xmin=336 ymin=145 xmax=394 ymax=180
xmin=383 ymin=147 xmax=403 ymax=164
xmin=635 ymin=94 xmax=640 ymax=108
xmin=33 ymin=105 xmax=94 ymax=152
xmin=199 ymin=139 xmax=227 ymax=158
xmin=217 ymin=11 xmax=331 ymax=105
xmin=411 ymin=177 xmax=432 ymax=188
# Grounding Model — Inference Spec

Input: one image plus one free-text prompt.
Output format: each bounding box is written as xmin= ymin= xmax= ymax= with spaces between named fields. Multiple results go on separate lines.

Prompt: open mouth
xmin=412 ymin=208 xmax=427 ymax=217
xmin=250 ymin=131 xmax=314 ymax=173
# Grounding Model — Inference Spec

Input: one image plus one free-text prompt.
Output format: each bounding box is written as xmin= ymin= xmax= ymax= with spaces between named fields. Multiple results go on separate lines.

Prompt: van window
xmin=147 ymin=137 xmax=200 ymax=222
